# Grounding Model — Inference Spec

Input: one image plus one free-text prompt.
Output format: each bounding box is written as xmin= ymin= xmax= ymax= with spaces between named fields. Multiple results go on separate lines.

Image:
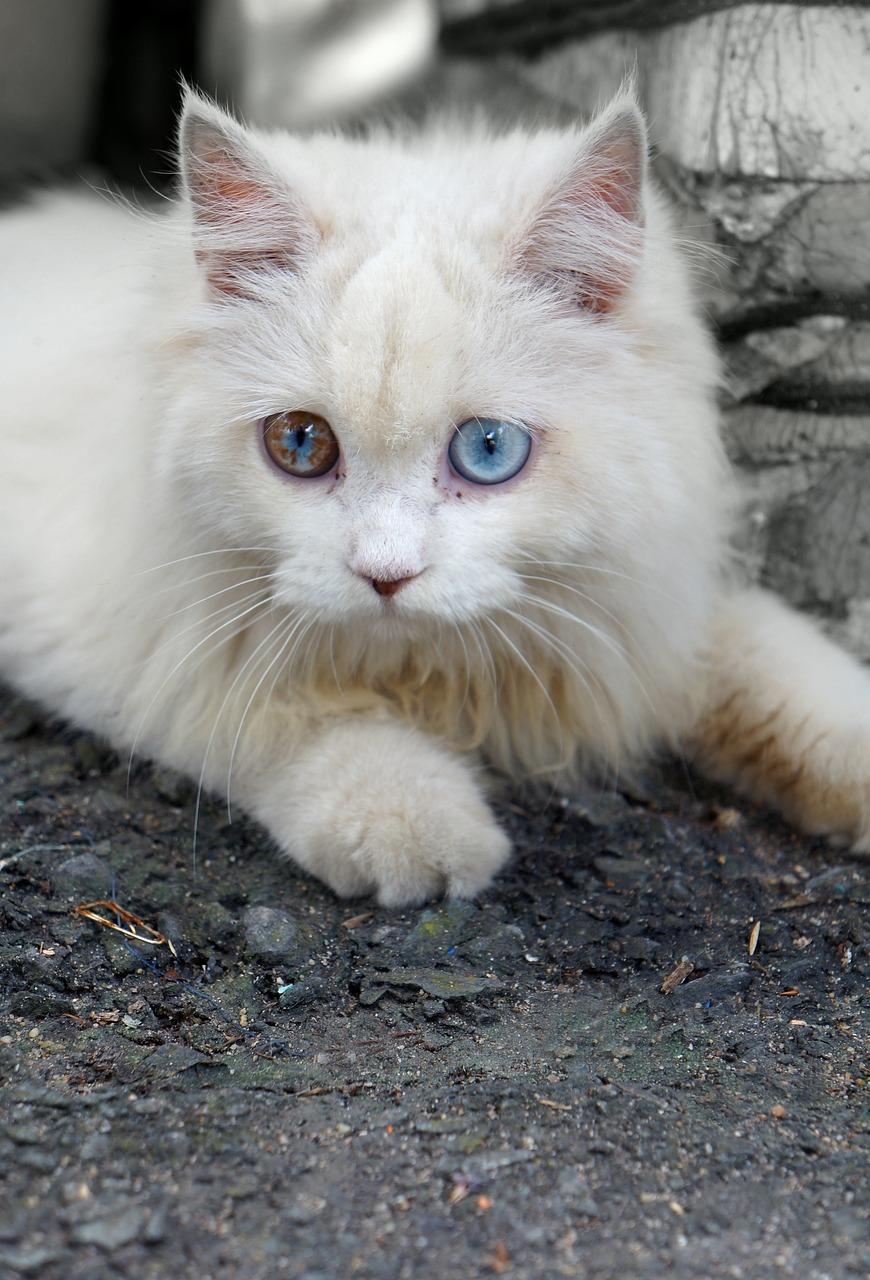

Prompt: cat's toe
xmin=354 ymin=806 xmax=511 ymax=907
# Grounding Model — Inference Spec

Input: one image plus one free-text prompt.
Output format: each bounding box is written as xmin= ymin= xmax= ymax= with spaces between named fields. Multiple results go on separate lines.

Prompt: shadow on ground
xmin=0 ymin=687 xmax=867 ymax=1279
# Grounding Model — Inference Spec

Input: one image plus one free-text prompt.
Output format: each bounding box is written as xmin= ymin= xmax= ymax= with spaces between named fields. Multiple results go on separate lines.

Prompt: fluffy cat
xmin=0 ymin=90 xmax=868 ymax=905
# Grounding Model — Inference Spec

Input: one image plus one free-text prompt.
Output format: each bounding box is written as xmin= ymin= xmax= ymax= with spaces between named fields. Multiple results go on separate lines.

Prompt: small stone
xmin=621 ymin=936 xmax=661 ymax=962
xmin=72 ymin=1205 xmax=147 ymax=1250
xmin=53 ymin=853 xmax=111 ymax=900
xmin=0 ymin=1246 xmax=63 ymax=1274
xmin=139 ymin=1043 xmax=227 ymax=1082
xmin=593 ymin=855 xmax=647 ymax=885
xmin=667 ymin=877 xmax=693 ymax=903
xmin=242 ymin=906 xmax=309 ymax=964
xmin=403 ymin=902 xmax=477 ymax=955
xmin=564 ymin=784 xmax=630 ymax=828
xmin=73 ymin=735 xmax=113 ymax=776
xmin=671 ymin=967 xmax=754 ymax=1004
xmin=151 ymin=767 xmax=194 ymax=806
xmin=143 ymin=1206 xmax=168 ymax=1244
xmin=102 ymin=934 xmax=139 ymax=976
xmin=4 ymin=1125 xmax=42 ymax=1145
xmin=0 ymin=699 xmax=41 ymax=740
xmin=10 ymin=989 xmax=74 ymax=1018
xmin=80 ymin=1132 xmax=110 ymax=1160
xmin=415 ymin=1116 xmax=467 ymax=1134
xmin=379 ymin=967 xmax=506 ymax=1000
xmin=156 ymin=912 xmax=199 ymax=965
xmin=465 ymin=924 xmax=526 ymax=961
xmin=278 ymin=975 xmax=325 ymax=1011
xmin=60 ymin=1182 xmax=92 ymax=1206
xmin=17 ymin=1150 xmax=56 ymax=1172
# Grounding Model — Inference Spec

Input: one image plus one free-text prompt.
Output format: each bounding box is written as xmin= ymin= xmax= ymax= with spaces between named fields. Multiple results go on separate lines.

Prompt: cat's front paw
xmin=278 ymin=722 xmax=511 ymax=906
xmin=783 ymin=725 xmax=870 ymax=854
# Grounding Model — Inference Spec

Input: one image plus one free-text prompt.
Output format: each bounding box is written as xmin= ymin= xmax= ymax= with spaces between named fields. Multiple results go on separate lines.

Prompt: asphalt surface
xmin=0 ymin=686 xmax=867 ymax=1279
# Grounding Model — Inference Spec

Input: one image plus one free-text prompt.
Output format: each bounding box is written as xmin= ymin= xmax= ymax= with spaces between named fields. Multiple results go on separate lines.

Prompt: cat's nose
xmin=368 ymin=572 xmax=420 ymax=598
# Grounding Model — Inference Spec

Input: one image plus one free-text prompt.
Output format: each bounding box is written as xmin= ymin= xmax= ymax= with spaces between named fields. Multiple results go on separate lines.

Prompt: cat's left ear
xmin=518 ymin=99 xmax=647 ymax=314
xmin=179 ymin=91 xmax=319 ymax=299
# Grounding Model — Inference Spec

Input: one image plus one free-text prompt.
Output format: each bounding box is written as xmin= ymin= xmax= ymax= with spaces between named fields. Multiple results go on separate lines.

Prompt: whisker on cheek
xmin=226 ymin=612 xmax=304 ymax=821
xmin=192 ymin=610 xmax=295 ymax=866
xmin=125 ymin=594 xmax=273 ymax=791
xmin=157 ymin=572 xmax=274 ymax=622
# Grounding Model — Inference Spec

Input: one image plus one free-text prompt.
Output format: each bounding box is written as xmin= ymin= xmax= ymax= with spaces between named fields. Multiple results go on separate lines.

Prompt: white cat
xmin=1 ymin=90 xmax=868 ymax=905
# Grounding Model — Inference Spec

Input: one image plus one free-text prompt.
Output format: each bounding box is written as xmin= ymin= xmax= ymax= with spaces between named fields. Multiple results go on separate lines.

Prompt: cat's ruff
xmin=0 ymin=90 xmax=867 ymax=905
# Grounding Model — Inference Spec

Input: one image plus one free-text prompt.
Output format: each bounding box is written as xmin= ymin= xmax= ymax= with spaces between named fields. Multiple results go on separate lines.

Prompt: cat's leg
xmin=686 ymin=588 xmax=870 ymax=849
xmin=240 ymin=716 xmax=511 ymax=906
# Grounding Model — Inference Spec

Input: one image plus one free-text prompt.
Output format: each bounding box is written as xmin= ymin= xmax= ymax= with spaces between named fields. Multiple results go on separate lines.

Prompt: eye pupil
xmin=263 ymin=410 xmax=339 ymax=478
xmin=448 ymin=418 xmax=531 ymax=486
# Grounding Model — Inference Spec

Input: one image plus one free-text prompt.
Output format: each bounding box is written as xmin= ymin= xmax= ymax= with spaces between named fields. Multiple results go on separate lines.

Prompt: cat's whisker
xmin=518 ymin=591 xmax=632 ymax=671
xmin=225 ymin=612 xmax=303 ymax=821
xmin=520 ymin=573 xmax=633 ymax=639
xmin=126 ymin=585 xmax=272 ymax=675
xmin=139 ymin=563 xmax=267 ymax=602
xmin=518 ymin=592 xmax=661 ymax=725
xmin=502 ymin=606 xmax=613 ymax=767
xmin=132 ymin=546 xmax=279 ymax=578
xmin=295 ymin=623 xmax=322 ymax=693
xmin=328 ymin=625 xmax=344 ymax=697
xmin=157 ymin=573 xmax=274 ymax=622
xmin=513 ymin=555 xmax=685 ymax=607
xmin=193 ymin=611 xmax=293 ymax=864
xmin=452 ymin=622 xmax=474 ymax=718
xmin=125 ymin=595 xmax=272 ymax=789
xmin=519 ymin=574 xmax=670 ymax=709
xmin=484 ymin=616 xmax=566 ymax=768
xmin=467 ymin=618 xmax=498 ymax=697
xmin=254 ymin=613 xmax=314 ymax=739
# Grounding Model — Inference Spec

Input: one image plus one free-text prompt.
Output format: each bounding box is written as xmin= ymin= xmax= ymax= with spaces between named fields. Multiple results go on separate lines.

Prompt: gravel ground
xmin=0 ymin=684 xmax=867 ymax=1280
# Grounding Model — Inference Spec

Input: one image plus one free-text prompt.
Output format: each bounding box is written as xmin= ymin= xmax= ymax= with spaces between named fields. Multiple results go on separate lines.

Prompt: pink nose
xmin=369 ymin=573 xmax=418 ymax=598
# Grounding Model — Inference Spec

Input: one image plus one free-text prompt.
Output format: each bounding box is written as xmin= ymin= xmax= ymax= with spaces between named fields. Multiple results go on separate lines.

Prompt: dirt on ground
xmin=0 ymin=685 xmax=866 ymax=1280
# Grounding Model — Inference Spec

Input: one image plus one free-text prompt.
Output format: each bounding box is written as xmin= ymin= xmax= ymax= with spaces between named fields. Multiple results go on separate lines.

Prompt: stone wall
xmin=441 ymin=1 xmax=870 ymax=658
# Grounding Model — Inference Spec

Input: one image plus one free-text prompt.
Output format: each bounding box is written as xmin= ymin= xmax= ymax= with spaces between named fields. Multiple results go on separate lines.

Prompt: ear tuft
xmin=179 ymin=91 xmax=319 ymax=298
xmin=519 ymin=99 xmax=647 ymax=314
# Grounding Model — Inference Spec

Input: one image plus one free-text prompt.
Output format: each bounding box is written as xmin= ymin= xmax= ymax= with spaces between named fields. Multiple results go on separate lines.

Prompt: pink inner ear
xmin=207 ymin=165 xmax=265 ymax=214
xmin=578 ymin=127 xmax=644 ymax=225
xmin=520 ymin=111 xmax=646 ymax=315
xmin=184 ymin=117 xmax=318 ymax=299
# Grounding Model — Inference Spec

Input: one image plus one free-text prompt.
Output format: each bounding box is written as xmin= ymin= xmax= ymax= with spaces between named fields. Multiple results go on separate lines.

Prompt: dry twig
xmin=73 ymin=899 xmax=177 ymax=957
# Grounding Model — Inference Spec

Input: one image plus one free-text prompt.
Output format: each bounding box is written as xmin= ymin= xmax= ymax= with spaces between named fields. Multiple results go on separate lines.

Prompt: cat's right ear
xmin=179 ymin=91 xmax=319 ymax=299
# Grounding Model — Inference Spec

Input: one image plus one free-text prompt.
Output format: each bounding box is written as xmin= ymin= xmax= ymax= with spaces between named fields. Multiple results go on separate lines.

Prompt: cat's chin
xmin=351 ymin=604 xmax=451 ymax=636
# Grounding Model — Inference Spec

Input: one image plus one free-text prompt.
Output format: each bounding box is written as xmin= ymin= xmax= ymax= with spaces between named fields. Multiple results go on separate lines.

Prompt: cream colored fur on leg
xmin=245 ymin=719 xmax=509 ymax=906
xmin=688 ymin=589 xmax=870 ymax=850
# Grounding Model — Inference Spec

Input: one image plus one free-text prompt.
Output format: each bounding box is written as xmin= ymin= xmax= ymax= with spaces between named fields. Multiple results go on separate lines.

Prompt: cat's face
xmin=172 ymin=93 xmax=723 ymax=645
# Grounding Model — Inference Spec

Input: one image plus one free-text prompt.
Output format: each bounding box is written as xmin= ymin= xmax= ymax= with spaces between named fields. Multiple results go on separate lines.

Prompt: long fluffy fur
xmin=1 ymin=91 xmax=867 ymax=904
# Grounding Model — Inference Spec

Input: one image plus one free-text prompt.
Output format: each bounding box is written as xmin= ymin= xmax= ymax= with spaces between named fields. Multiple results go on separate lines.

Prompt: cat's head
xmin=168 ymin=90 xmax=726 ymax=746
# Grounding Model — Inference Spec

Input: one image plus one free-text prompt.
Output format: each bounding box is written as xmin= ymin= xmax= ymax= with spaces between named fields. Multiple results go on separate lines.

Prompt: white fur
xmin=0 ymin=93 xmax=866 ymax=904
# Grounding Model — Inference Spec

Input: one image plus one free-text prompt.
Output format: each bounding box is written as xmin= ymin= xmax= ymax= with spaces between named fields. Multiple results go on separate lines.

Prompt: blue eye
xmin=448 ymin=418 xmax=532 ymax=486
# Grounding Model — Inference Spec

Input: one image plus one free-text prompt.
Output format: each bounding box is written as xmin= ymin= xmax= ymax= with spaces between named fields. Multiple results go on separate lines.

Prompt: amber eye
xmin=262 ymin=410 xmax=340 ymax=478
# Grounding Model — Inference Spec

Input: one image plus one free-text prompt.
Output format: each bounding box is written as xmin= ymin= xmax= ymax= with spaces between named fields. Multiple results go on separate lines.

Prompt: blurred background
xmin=1 ymin=0 xmax=869 ymax=660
